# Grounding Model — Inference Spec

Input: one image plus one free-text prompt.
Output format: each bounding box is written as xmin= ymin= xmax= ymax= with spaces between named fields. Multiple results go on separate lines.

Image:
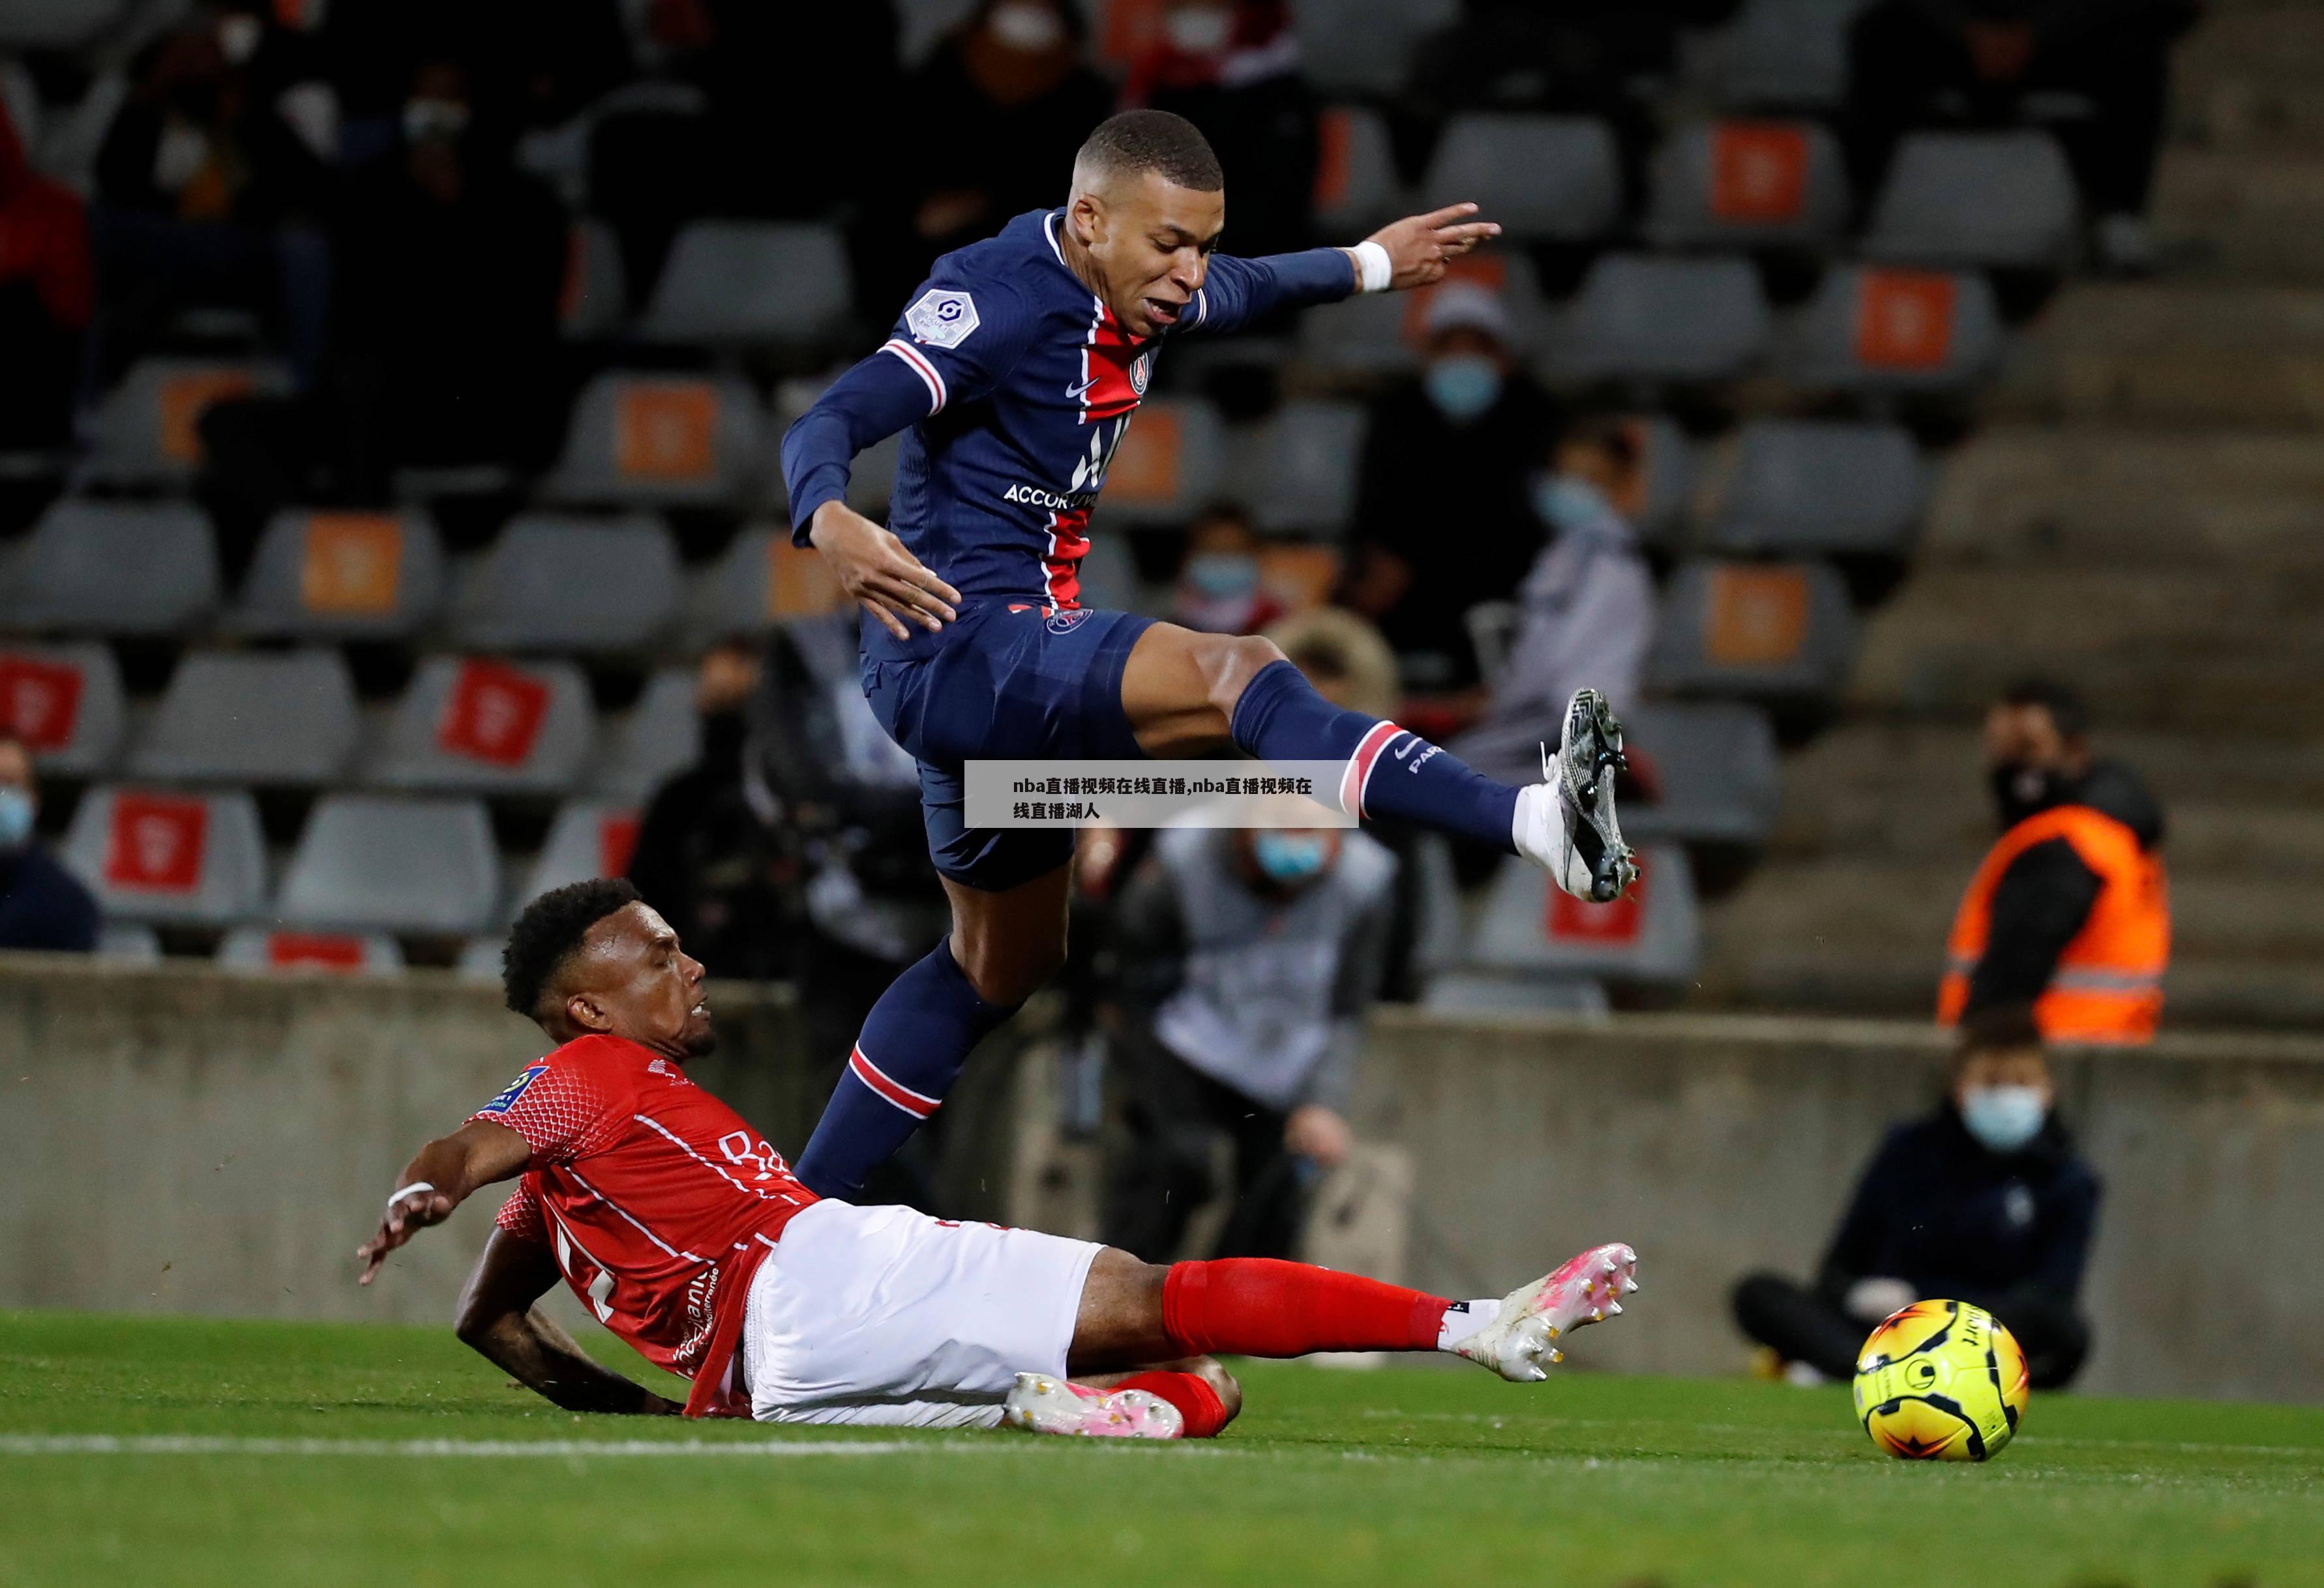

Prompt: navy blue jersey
xmin=782 ymin=209 xmax=1355 ymax=661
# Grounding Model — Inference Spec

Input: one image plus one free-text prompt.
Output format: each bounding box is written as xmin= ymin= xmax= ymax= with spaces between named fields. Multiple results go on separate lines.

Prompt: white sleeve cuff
xmin=1352 ymin=240 xmax=1393 ymax=294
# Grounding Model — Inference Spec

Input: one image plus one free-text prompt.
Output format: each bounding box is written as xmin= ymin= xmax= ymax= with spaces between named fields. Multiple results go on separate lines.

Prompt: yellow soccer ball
xmin=1851 ymin=1299 xmax=2031 ymax=1462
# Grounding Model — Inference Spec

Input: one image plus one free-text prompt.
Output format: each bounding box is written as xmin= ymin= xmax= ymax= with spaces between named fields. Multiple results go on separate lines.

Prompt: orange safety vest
xmin=1937 ymin=804 xmax=2169 ymax=1044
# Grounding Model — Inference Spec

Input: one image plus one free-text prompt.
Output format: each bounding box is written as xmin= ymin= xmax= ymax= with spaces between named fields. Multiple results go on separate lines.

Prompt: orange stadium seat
xmin=1775 ymin=265 xmax=2004 ymax=394
xmin=76 ymin=357 xmax=291 ymax=488
xmin=543 ymin=373 xmax=767 ymax=510
xmin=227 ymin=508 xmax=445 ymax=640
xmin=0 ymin=641 xmax=124 ymax=776
xmin=1645 ymin=557 xmax=1860 ymax=704
xmin=60 ymin=784 xmax=267 ymax=925
xmin=1645 ymin=119 xmax=1850 ymax=250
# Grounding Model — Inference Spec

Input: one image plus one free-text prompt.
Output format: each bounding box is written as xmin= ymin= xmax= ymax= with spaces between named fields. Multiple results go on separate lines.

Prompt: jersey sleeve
xmin=494 ymin=1179 xmax=548 ymax=1244
xmin=467 ymin=1056 xmax=624 ymax=1166
xmin=1183 ymin=249 xmax=1356 ymax=337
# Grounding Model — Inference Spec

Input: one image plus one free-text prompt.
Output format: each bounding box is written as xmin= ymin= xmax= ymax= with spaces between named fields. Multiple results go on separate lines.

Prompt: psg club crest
xmin=1129 ymin=350 xmax=1152 ymax=395
xmin=1045 ymin=609 xmax=1093 ymax=634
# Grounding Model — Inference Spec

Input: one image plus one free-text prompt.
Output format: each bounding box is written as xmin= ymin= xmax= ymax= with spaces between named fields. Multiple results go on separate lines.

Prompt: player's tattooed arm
xmin=807 ymin=501 xmax=962 ymax=641
xmin=1348 ymin=203 xmax=1503 ymax=292
xmin=454 ymin=1231 xmax=683 ymax=1416
xmin=355 ymin=1119 xmax=533 ymax=1284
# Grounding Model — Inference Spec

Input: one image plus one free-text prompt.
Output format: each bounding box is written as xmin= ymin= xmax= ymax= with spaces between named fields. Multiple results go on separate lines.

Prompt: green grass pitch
xmin=4 ymin=1310 xmax=2319 ymax=1588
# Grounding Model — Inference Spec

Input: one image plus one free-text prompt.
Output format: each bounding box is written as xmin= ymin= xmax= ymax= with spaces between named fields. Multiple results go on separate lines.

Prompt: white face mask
xmin=1164 ymin=5 xmax=1234 ymax=54
xmin=987 ymin=1 xmax=1066 ymax=51
xmin=218 ymin=13 xmax=263 ymax=65
xmin=1959 ymin=1085 xmax=2048 ymax=1154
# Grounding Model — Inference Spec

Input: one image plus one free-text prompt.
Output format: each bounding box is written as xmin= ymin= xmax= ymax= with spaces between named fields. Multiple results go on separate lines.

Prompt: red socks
xmin=1161 ymin=1259 xmax=1451 ymax=1360
xmin=1116 ymin=1371 xmax=1230 ymax=1439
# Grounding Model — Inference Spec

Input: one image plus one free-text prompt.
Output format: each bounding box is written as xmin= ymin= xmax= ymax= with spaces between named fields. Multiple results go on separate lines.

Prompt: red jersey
xmin=469 ymin=1034 xmax=816 ymax=1417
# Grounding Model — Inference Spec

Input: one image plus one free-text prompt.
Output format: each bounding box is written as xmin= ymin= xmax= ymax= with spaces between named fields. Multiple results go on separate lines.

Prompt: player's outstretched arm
xmin=454 ymin=1230 xmax=683 ymax=1416
xmin=1187 ymin=203 xmax=1501 ymax=337
xmin=1352 ymin=202 xmax=1502 ymax=292
xmin=355 ymin=1118 xmax=533 ymax=1285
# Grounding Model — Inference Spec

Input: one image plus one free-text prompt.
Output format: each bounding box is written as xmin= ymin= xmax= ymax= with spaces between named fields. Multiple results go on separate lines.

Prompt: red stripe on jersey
xmin=1340 ymin=720 xmax=1407 ymax=817
xmin=880 ymin=339 xmax=947 ymax=413
xmin=850 ymin=1045 xmax=940 ymax=1119
xmin=1042 ymin=505 xmax=1090 ymax=611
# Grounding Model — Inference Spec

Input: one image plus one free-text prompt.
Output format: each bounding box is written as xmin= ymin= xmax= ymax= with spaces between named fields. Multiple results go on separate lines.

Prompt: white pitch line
xmin=0 ymin=1435 xmax=1015 ymax=1459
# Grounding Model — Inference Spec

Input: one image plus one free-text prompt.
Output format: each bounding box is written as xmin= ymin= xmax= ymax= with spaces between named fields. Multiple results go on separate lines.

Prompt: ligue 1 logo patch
xmin=1129 ymin=351 xmax=1152 ymax=395
xmin=480 ymin=1063 xmax=548 ymax=1115
xmin=1045 ymin=609 xmax=1092 ymax=634
xmin=906 ymin=288 xmax=979 ymax=349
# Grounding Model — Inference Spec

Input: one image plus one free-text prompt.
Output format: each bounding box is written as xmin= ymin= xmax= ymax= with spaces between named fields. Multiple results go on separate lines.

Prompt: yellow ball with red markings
xmin=1851 ymin=1299 xmax=2031 ymax=1462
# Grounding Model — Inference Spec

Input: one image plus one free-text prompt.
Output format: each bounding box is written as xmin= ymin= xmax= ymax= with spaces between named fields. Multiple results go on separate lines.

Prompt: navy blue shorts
xmin=863 ymin=604 xmax=1154 ymax=892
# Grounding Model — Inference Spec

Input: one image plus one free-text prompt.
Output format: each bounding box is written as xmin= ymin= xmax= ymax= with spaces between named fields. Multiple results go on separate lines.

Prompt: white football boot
xmin=1452 ymin=1242 xmax=1641 ymax=1383
xmin=1000 ymin=1372 xmax=1185 ymax=1439
xmin=1513 ymin=687 xmax=1639 ymax=903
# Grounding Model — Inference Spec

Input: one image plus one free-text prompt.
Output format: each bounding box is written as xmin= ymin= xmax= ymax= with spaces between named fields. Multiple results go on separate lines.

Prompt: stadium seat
xmin=1645 ymin=119 xmax=1849 ymax=250
xmin=1619 ymin=701 xmax=1783 ymax=849
xmin=3 ymin=499 xmax=220 ymax=636
xmin=511 ymin=799 xmax=642 ymax=919
xmin=1466 ymin=844 xmax=1702 ymax=986
xmin=1706 ymin=0 xmax=1875 ymax=110
xmin=273 ymin=793 xmax=499 ymax=935
xmin=1075 ymin=533 xmax=1139 ymax=612
xmin=685 ymin=523 xmax=845 ymax=638
xmin=1626 ymin=415 xmax=1697 ymax=548
xmin=1291 ymin=0 xmax=1459 ymax=95
xmin=1421 ymin=115 xmax=1620 ymax=243
xmin=1644 ymin=557 xmax=1859 ymax=703
xmin=1420 ymin=973 xmax=1609 ymax=1017
xmin=0 ymin=0 xmax=130 ymax=48
xmin=542 ymin=373 xmax=766 ymax=510
xmin=228 ymin=508 xmax=445 ymax=640
xmin=1540 ymin=254 xmax=1772 ymax=385
xmin=216 ymin=927 xmax=406 ymax=977
xmin=456 ymin=934 xmax=505 ymax=982
xmin=1313 ymin=105 xmax=1404 ymax=235
xmin=1774 ymin=265 xmax=2004 ymax=394
xmin=0 ymin=641 xmax=125 ymax=776
xmin=1864 ymin=130 xmax=2080 ymax=269
xmin=76 ymin=357 xmax=291 ymax=488
xmin=447 ymin=514 xmax=679 ymax=654
xmin=59 ymin=785 xmax=266 ymax=925
xmin=1224 ymin=401 xmax=1367 ymax=535
xmin=639 ymin=220 xmax=854 ymax=349
xmin=1297 ymin=254 xmax=1547 ymax=375
xmin=368 ymin=656 xmax=595 ymax=796
xmin=128 ymin=648 xmax=361 ymax=786
xmin=592 ymin=666 xmax=700 ymax=803
xmin=1705 ymin=420 xmax=1929 ymax=557
xmin=1092 ymin=398 xmax=1227 ymax=527
xmin=561 ymin=216 xmax=629 ymax=341
xmin=95 ymin=922 xmax=162 ymax=963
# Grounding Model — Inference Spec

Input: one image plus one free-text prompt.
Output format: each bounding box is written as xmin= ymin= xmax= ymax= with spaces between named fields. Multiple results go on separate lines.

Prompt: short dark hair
xmin=1077 ymin=109 xmax=1223 ymax=194
xmin=1956 ymin=1003 xmax=2044 ymax=1061
xmin=503 ymin=877 xmax=640 ymax=1018
xmin=2001 ymin=678 xmax=2089 ymax=740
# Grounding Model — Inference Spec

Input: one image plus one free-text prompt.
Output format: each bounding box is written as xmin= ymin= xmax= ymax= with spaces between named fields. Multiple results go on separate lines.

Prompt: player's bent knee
xmin=1200 ymin=634 xmax=1289 ymax=716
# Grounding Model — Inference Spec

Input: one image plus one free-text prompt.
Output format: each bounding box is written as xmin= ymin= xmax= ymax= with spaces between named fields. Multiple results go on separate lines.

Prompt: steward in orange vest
xmin=1939 ymin=760 xmax=2169 ymax=1046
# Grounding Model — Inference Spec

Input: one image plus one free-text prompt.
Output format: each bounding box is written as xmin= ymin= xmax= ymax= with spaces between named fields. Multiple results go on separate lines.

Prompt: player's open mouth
xmin=690 ymin=999 xmax=709 ymax=1018
xmin=1143 ymin=297 xmax=1184 ymax=325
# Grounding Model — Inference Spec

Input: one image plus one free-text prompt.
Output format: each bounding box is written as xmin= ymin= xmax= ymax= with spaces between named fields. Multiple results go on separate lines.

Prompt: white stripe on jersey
xmin=879 ymin=338 xmax=947 ymax=414
xmin=564 ymin=1164 xmax=706 ymax=1263
xmin=631 ymin=1113 xmax=807 ymax=1206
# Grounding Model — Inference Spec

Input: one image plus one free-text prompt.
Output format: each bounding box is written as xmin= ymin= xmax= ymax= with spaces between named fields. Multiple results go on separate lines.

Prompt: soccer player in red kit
xmin=358 ymin=879 xmax=1639 ymax=1436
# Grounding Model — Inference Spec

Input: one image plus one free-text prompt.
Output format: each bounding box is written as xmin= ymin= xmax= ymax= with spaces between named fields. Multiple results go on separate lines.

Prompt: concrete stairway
xmin=1695 ymin=1 xmax=2324 ymax=1030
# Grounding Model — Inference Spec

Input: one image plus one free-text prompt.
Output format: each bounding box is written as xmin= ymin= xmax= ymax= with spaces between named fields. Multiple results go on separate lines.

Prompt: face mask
xmin=1960 ymin=1085 xmax=2047 ymax=1154
xmin=987 ymin=1 xmax=1067 ymax=51
xmin=1422 ymin=354 xmax=1503 ymax=424
xmin=1185 ymin=551 xmax=1258 ymax=599
xmin=0 ymin=787 xmax=34 ymax=850
xmin=1164 ymin=5 xmax=1234 ymax=54
xmin=402 ymin=98 xmax=471 ymax=146
xmin=1534 ymin=473 xmax=1611 ymax=535
xmin=218 ymin=12 xmax=263 ymax=65
xmin=1989 ymin=761 xmax=2066 ymax=829
xmin=1253 ymin=831 xmax=1329 ymax=885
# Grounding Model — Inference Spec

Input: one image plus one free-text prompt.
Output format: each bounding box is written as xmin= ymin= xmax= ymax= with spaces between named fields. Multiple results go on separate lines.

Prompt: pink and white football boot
xmin=1450 ymin=1242 xmax=1641 ymax=1382
xmin=1000 ymin=1372 xmax=1186 ymax=1439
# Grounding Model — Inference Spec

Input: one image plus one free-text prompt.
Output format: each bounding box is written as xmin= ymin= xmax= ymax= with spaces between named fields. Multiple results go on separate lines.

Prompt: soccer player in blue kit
xmin=779 ymin=110 xmax=1638 ymax=1200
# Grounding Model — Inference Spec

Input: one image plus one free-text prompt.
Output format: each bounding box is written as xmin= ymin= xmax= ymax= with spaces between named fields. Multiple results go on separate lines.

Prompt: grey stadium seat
xmin=640 ymin=220 xmax=853 ymax=349
xmin=60 ymin=785 xmax=266 ymax=925
xmin=368 ymin=656 xmax=595 ymax=796
xmin=1864 ymin=130 xmax=2079 ymax=269
xmin=1298 ymin=255 xmax=1547 ymax=375
xmin=592 ymin=666 xmax=700 ymax=803
xmin=1093 ymin=398 xmax=1226 ymax=527
xmin=1 ymin=0 xmax=130 ymax=48
xmin=228 ymin=508 xmax=445 ymax=640
xmin=1540 ymin=254 xmax=1771 ymax=385
xmin=1774 ymin=265 xmax=2003 ymax=394
xmin=0 ymin=641 xmax=125 ymax=776
xmin=1645 ymin=119 xmax=1849 ymax=250
xmin=541 ymin=372 xmax=766 ymax=509
xmin=77 ymin=357 xmax=292 ymax=488
xmin=456 ymin=934 xmax=506 ymax=983
xmin=512 ymin=799 xmax=641 ymax=918
xmin=447 ymin=514 xmax=679 ymax=654
xmin=1225 ymin=401 xmax=1367 ymax=535
xmin=1629 ymin=415 xmax=1698 ymax=548
xmin=1466 ymin=844 xmax=1701 ymax=986
xmin=561 ymin=216 xmax=629 ymax=341
xmin=1292 ymin=0 xmax=1459 ymax=96
xmin=1706 ymin=0 xmax=1874 ymax=110
xmin=95 ymin=922 xmax=162 ymax=964
xmin=1619 ymin=701 xmax=1782 ymax=849
xmin=1421 ymin=973 xmax=1609 ymax=1018
xmin=684 ymin=523 xmax=859 ymax=638
xmin=128 ymin=648 xmax=361 ymax=786
xmin=3 ymin=499 xmax=219 ymax=636
xmin=216 ymin=926 xmax=405 ymax=976
xmin=1313 ymin=104 xmax=1404 ymax=236
xmin=1706 ymin=420 xmax=1928 ymax=557
xmin=769 ymin=378 xmax=899 ymax=520
xmin=1422 ymin=115 xmax=1620 ymax=243
xmin=273 ymin=793 xmax=499 ymax=935
xmin=1645 ymin=557 xmax=1859 ymax=703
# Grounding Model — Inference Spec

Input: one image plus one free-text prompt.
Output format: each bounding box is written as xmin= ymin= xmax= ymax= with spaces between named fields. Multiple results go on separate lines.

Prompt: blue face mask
xmin=1959 ymin=1085 xmax=2047 ymax=1154
xmin=0 ymin=787 xmax=33 ymax=850
xmin=1533 ymin=473 xmax=1613 ymax=535
xmin=1185 ymin=552 xmax=1259 ymax=600
xmin=1252 ymin=831 xmax=1330 ymax=885
xmin=1422 ymin=354 xmax=1503 ymax=424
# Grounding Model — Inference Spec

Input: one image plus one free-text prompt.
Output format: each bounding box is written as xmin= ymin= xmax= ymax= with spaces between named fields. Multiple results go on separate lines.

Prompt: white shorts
xmin=740 ymin=1199 xmax=1104 ymax=1429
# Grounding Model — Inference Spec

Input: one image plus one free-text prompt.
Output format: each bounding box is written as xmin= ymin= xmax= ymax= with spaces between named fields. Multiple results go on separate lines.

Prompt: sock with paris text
xmin=1228 ymin=658 xmax=1519 ymax=853
xmin=1114 ymin=1372 xmax=1231 ymax=1439
xmin=1160 ymin=1259 xmax=1452 ymax=1359
xmin=793 ymin=941 xmax=1018 ymax=1200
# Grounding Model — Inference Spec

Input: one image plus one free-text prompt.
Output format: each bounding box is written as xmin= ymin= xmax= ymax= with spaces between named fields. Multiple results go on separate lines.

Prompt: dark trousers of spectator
xmin=1102 ymin=1034 xmax=1310 ymax=1265
xmin=1732 ymin=1271 xmax=2092 ymax=1390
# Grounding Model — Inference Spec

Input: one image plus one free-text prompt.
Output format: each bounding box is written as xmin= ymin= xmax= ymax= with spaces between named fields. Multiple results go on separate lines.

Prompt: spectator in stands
xmin=321 ymin=0 xmax=634 ymax=155
xmin=0 ymin=731 xmax=99 ymax=954
xmin=1101 ymin=814 xmax=1397 ymax=1263
xmin=1171 ymin=501 xmax=1285 ymax=635
xmin=1845 ymin=0 xmax=2201 ymax=274
xmin=1124 ymin=1 xmax=1317 ymax=259
xmin=1939 ymin=679 xmax=2169 ymax=1046
xmin=1342 ymin=282 xmax=1562 ymax=694
xmin=1452 ymin=417 xmax=1656 ymax=785
xmin=0 ymin=95 xmax=89 ymax=454
xmin=1732 ymin=1006 xmax=2098 ymax=1389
